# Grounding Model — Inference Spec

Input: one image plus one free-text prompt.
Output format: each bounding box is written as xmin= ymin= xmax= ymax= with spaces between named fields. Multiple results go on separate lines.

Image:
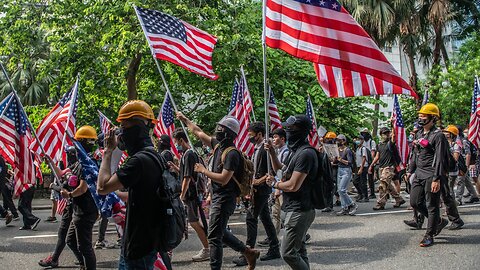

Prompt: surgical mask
xmin=354 ymin=140 xmax=361 ymax=145
xmin=176 ymin=144 xmax=183 ymax=152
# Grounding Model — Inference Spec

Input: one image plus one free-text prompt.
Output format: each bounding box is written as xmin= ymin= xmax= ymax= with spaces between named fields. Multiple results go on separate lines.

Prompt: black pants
xmin=66 ymin=212 xmax=97 ymax=270
xmin=410 ymin=177 xmax=442 ymax=237
xmin=353 ymin=169 xmax=368 ymax=199
xmin=0 ymin=180 xmax=17 ymax=216
xmin=246 ymin=194 xmax=279 ymax=250
xmin=97 ymin=216 xmax=109 ymax=242
xmin=368 ymin=172 xmax=375 ymax=196
xmin=52 ymin=203 xmax=73 ymax=261
xmin=18 ymin=187 xmax=38 ymax=227
xmin=208 ymin=195 xmax=247 ymax=270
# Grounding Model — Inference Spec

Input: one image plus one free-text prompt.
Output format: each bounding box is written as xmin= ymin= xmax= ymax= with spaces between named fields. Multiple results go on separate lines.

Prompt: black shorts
xmin=185 ymin=199 xmax=201 ymax=222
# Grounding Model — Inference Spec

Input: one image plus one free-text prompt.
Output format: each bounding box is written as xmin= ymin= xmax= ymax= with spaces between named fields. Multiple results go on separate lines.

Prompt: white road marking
xmin=13 ymin=230 xmax=118 ymax=240
xmin=356 ymin=204 xmax=480 ymax=216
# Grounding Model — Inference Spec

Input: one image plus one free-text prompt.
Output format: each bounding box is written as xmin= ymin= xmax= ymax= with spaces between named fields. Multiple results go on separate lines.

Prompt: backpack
xmin=447 ymin=147 xmax=458 ymax=173
xmin=220 ymin=146 xmax=254 ymax=197
xmin=466 ymin=140 xmax=478 ymax=165
xmin=140 ymin=149 xmax=187 ymax=252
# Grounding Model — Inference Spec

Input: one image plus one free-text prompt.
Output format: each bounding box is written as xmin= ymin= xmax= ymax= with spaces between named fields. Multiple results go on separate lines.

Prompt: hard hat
xmin=218 ymin=115 xmax=240 ymax=135
xmin=74 ymin=125 xmax=98 ymax=140
xmin=444 ymin=125 xmax=459 ymax=136
xmin=325 ymin=131 xmax=337 ymax=139
xmin=418 ymin=103 xmax=440 ymax=117
xmin=116 ymin=100 xmax=157 ymax=124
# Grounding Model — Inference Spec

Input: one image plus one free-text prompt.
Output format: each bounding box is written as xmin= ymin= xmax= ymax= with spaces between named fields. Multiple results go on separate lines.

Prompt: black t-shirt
xmin=282 ymin=145 xmax=318 ymax=212
xmin=69 ymin=162 xmax=97 ymax=217
xmin=116 ymin=151 xmax=164 ymax=259
xmin=253 ymin=145 xmax=271 ymax=196
xmin=180 ymin=149 xmax=200 ymax=201
xmin=0 ymin=156 xmax=6 ymax=185
xmin=160 ymin=150 xmax=174 ymax=163
xmin=210 ymin=138 xmax=241 ymax=199
xmin=377 ymin=141 xmax=396 ymax=168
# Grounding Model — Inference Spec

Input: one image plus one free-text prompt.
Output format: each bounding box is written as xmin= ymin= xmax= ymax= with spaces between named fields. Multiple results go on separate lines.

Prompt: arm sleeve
xmin=293 ymin=149 xmax=316 ymax=174
xmin=346 ymin=148 xmax=354 ymax=166
xmin=116 ymin=156 xmax=143 ymax=189
xmin=223 ymin=150 xmax=240 ymax=172
xmin=433 ymin=133 xmax=449 ymax=180
xmin=183 ymin=151 xmax=196 ymax=178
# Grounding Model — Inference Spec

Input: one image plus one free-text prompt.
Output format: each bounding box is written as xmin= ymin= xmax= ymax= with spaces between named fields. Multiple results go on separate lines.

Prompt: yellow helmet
xmin=116 ymin=100 xmax=157 ymax=124
xmin=325 ymin=131 xmax=337 ymax=139
xmin=443 ymin=125 xmax=459 ymax=136
xmin=418 ymin=103 xmax=440 ymax=117
xmin=75 ymin=125 xmax=98 ymax=140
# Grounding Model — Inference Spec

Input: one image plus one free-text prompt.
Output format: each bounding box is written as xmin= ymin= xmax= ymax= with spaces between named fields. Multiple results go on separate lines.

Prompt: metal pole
xmin=262 ymin=0 xmax=271 ymax=174
xmin=0 ymin=62 xmax=60 ymax=181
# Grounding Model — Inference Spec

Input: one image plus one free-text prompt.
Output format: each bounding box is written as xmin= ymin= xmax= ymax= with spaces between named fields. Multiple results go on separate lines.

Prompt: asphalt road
xmin=0 ymin=197 xmax=479 ymax=270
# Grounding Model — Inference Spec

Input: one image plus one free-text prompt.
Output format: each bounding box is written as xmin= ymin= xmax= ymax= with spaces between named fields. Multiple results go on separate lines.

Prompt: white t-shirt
xmin=364 ymin=139 xmax=377 ymax=152
xmin=355 ymin=146 xmax=369 ymax=168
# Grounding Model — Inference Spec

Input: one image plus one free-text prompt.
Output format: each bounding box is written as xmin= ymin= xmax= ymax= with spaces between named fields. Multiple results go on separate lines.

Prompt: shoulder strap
xmin=286 ymin=145 xmax=313 ymax=172
xmin=221 ymin=146 xmax=237 ymax=164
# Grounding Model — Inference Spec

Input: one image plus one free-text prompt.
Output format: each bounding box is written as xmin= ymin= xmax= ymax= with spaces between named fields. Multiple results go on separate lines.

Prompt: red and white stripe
xmin=268 ymin=86 xmax=282 ymax=131
xmin=153 ymin=92 xmax=180 ymax=158
xmin=468 ymin=77 xmax=480 ymax=149
xmin=265 ymin=0 xmax=417 ymax=98
xmin=393 ymin=95 xmax=408 ymax=170
xmin=306 ymin=96 xmax=321 ymax=149
xmin=240 ymin=67 xmax=254 ymax=115
xmin=56 ymin=198 xmax=68 ymax=215
xmin=230 ymin=79 xmax=255 ymax=157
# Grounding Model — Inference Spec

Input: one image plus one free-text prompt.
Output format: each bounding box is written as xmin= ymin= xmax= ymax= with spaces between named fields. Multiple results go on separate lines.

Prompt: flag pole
xmin=0 ymin=62 xmax=61 ymax=181
xmin=262 ymin=0 xmax=272 ymax=174
xmin=58 ymin=74 xmax=79 ymax=163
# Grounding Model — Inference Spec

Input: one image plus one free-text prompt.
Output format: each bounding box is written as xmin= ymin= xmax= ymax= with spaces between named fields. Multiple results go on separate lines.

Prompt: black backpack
xmin=140 ymin=149 xmax=187 ymax=252
xmin=466 ymin=140 xmax=478 ymax=165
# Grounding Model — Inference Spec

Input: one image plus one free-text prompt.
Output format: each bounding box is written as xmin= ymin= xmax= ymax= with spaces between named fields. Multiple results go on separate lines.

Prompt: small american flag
xmin=135 ymin=6 xmax=218 ymax=80
xmin=268 ymin=85 xmax=282 ymax=131
xmin=468 ymin=77 xmax=480 ymax=149
xmin=97 ymin=111 xmax=128 ymax=166
xmin=306 ymin=95 xmax=321 ymax=149
xmin=229 ymin=78 xmax=254 ymax=156
xmin=154 ymin=92 xmax=180 ymax=158
xmin=56 ymin=198 xmax=68 ymax=215
xmin=393 ymin=95 xmax=408 ymax=169
xmin=422 ymin=89 xmax=429 ymax=106
xmin=0 ymin=93 xmax=36 ymax=196
xmin=265 ymin=0 xmax=417 ymax=98
xmin=30 ymin=77 xmax=79 ymax=164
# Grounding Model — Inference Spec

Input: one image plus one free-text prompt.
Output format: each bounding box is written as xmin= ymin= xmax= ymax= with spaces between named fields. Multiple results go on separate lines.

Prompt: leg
xmin=463 ymin=174 xmax=479 ymax=200
xmin=52 ymin=204 xmax=74 ymax=261
xmin=368 ymin=172 xmax=376 ymax=198
xmin=97 ymin=216 xmax=109 ymax=243
xmin=360 ymin=169 xmax=369 ymax=200
xmin=18 ymin=188 xmax=37 ymax=227
xmin=272 ymin=194 xmax=283 ymax=235
xmin=440 ymin=176 xmax=462 ymax=224
xmin=258 ymin=196 xmax=280 ymax=251
xmin=124 ymin=250 xmax=157 ymax=270
xmin=0 ymin=180 xmax=17 ymax=217
xmin=337 ymin=168 xmax=353 ymax=208
xmin=66 ymin=220 xmax=84 ymax=266
xmin=74 ymin=215 xmax=97 ymax=270
xmin=376 ymin=168 xmax=389 ymax=206
xmin=281 ymin=210 xmax=315 ymax=270
xmin=410 ymin=177 xmax=428 ymax=218
xmin=246 ymin=194 xmax=268 ymax=248
xmin=424 ymin=178 xmax=442 ymax=237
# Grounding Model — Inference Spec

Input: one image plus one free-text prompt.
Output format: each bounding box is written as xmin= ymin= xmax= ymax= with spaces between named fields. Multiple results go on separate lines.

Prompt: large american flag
xmin=29 ymin=78 xmax=79 ymax=163
xmin=306 ymin=95 xmax=321 ymax=149
xmin=229 ymin=78 xmax=254 ymax=156
xmin=154 ymin=92 xmax=180 ymax=158
xmin=135 ymin=6 xmax=218 ymax=80
xmin=268 ymin=85 xmax=282 ymax=131
xmin=0 ymin=93 xmax=36 ymax=196
xmin=468 ymin=77 xmax=480 ymax=149
xmin=265 ymin=0 xmax=417 ymax=98
xmin=393 ymin=95 xmax=408 ymax=169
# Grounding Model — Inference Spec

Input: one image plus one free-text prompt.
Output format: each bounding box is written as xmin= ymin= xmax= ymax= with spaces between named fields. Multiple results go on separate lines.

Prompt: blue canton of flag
xmin=136 ymin=7 xmax=187 ymax=43
xmin=73 ymin=141 xmax=124 ymax=217
xmin=0 ymin=94 xmax=29 ymax=135
xmin=294 ymin=0 xmax=341 ymax=11
xmin=228 ymin=79 xmax=240 ymax=113
xmin=162 ymin=95 xmax=174 ymax=127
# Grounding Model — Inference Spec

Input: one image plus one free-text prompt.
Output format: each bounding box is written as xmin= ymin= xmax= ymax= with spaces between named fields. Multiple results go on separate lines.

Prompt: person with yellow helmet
xmin=97 ymin=100 xmax=174 ymax=270
xmin=322 ymin=131 xmax=340 ymax=211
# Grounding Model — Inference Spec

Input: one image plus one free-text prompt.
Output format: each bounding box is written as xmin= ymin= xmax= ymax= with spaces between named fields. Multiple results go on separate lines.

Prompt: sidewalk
xmin=0 ymin=198 xmax=53 ymax=211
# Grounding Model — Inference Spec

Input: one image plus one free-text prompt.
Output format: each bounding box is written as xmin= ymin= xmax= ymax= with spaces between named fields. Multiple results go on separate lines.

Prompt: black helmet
xmin=380 ymin=127 xmax=391 ymax=135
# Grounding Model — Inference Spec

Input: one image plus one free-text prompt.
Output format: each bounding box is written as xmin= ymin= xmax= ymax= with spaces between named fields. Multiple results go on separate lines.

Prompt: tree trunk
xmin=126 ymin=53 xmax=142 ymax=100
xmin=432 ymin=25 xmax=443 ymax=66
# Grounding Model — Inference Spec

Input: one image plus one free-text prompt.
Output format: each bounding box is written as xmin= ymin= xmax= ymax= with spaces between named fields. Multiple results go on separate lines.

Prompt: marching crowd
xmin=1 ymin=100 xmax=479 ymax=270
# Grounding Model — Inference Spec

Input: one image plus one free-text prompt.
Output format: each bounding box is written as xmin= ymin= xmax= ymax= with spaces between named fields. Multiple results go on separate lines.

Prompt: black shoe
xmin=4 ymin=213 xmax=13 ymax=225
xmin=257 ymin=238 xmax=270 ymax=247
xmin=335 ymin=200 xmax=341 ymax=206
xmin=232 ymin=255 xmax=248 ymax=266
xmin=260 ymin=249 xmax=281 ymax=261
xmin=369 ymin=194 xmax=377 ymax=199
xmin=434 ymin=218 xmax=449 ymax=236
xmin=393 ymin=199 xmax=406 ymax=208
xmin=420 ymin=235 xmax=434 ymax=247
xmin=465 ymin=197 xmax=480 ymax=204
xmin=448 ymin=219 xmax=464 ymax=230
xmin=31 ymin=218 xmax=41 ymax=230
xmin=19 ymin=226 xmax=32 ymax=230
xmin=404 ymin=219 xmax=423 ymax=229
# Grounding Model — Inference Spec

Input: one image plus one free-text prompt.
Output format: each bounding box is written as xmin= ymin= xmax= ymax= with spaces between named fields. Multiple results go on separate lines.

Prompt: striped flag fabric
xmin=306 ymin=96 xmax=321 ymax=149
xmin=0 ymin=93 xmax=36 ymax=196
xmin=154 ymin=92 xmax=180 ymax=158
xmin=422 ymin=89 xmax=429 ymax=106
xmin=265 ymin=0 xmax=417 ymax=98
xmin=268 ymin=85 xmax=282 ymax=131
xmin=97 ymin=111 xmax=129 ymax=165
xmin=29 ymin=77 xmax=79 ymax=163
xmin=393 ymin=95 xmax=408 ymax=169
xmin=228 ymin=78 xmax=255 ymax=156
xmin=56 ymin=198 xmax=68 ymax=215
xmin=468 ymin=77 xmax=480 ymax=149
xmin=135 ymin=6 xmax=218 ymax=80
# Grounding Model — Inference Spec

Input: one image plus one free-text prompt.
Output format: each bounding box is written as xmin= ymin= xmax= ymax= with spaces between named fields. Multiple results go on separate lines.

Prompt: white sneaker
xmin=192 ymin=248 xmax=210 ymax=262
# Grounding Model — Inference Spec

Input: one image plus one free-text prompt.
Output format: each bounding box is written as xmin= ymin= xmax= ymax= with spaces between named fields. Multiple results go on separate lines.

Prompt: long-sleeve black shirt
xmin=408 ymin=127 xmax=449 ymax=180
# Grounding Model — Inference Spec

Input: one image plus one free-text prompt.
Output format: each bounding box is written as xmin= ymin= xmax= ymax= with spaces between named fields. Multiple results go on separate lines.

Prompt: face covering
xmin=286 ymin=129 xmax=308 ymax=149
xmin=80 ymin=140 xmax=94 ymax=154
xmin=417 ymin=117 xmax=432 ymax=127
xmin=354 ymin=140 xmax=361 ymax=145
xmin=337 ymin=141 xmax=344 ymax=146
xmin=176 ymin=144 xmax=183 ymax=152
xmin=381 ymin=134 xmax=389 ymax=141
xmin=249 ymin=135 xmax=257 ymax=144
xmin=118 ymin=124 xmax=152 ymax=154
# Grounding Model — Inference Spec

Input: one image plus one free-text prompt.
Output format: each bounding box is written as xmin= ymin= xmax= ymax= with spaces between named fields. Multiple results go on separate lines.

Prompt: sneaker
xmin=393 ymin=199 xmax=406 ymax=208
xmin=232 ymin=254 xmax=248 ymax=266
xmin=192 ymin=248 xmax=210 ymax=262
xmin=448 ymin=219 xmax=464 ymax=230
xmin=372 ymin=205 xmax=385 ymax=211
xmin=419 ymin=235 xmax=434 ymax=247
xmin=348 ymin=203 xmax=358 ymax=216
xmin=95 ymin=240 xmax=115 ymax=249
xmin=19 ymin=226 xmax=32 ymax=230
xmin=434 ymin=218 xmax=449 ymax=236
xmin=260 ymin=249 xmax=281 ymax=261
xmin=336 ymin=208 xmax=348 ymax=216
xmin=403 ymin=219 xmax=423 ymax=230
xmin=45 ymin=216 xmax=57 ymax=223
xmin=38 ymin=255 xmax=59 ymax=268
xmin=465 ymin=197 xmax=480 ymax=204
xmin=321 ymin=207 xmax=333 ymax=212
xmin=31 ymin=218 xmax=41 ymax=230
xmin=12 ymin=215 xmax=19 ymax=221
xmin=257 ymin=238 xmax=270 ymax=247
xmin=5 ymin=212 xmax=13 ymax=225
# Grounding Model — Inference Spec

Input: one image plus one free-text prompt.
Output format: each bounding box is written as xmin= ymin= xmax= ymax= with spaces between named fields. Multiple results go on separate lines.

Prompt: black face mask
xmin=417 ymin=117 xmax=432 ymax=127
xmin=286 ymin=129 xmax=308 ymax=149
xmin=118 ymin=124 xmax=152 ymax=154
xmin=66 ymin=152 xmax=78 ymax=165
xmin=80 ymin=141 xmax=94 ymax=154
xmin=249 ymin=134 xmax=257 ymax=144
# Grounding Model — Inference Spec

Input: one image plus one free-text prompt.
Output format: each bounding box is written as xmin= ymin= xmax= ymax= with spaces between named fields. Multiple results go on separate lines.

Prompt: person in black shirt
xmin=98 ymin=100 xmax=169 ymax=270
xmin=266 ymin=115 xmax=318 ymax=270
xmin=369 ymin=127 xmax=405 ymax=210
xmin=172 ymin=128 xmax=210 ymax=262
xmin=177 ymin=112 xmax=260 ymax=270
xmin=0 ymin=155 xmax=14 ymax=225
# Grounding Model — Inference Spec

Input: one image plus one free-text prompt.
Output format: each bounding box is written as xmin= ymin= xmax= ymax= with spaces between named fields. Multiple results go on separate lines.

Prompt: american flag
xmin=29 ymin=77 xmax=79 ymax=164
xmin=468 ymin=77 xmax=480 ymax=149
xmin=56 ymin=198 xmax=68 ymax=215
xmin=0 ymin=93 xmax=36 ymax=196
xmin=306 ymin=95 xmax=321 ymax=149
xmin=268 ymin=85 xmax=282 ymax=131
xmin=422 ymin=89 xmax=429 ymax=106
xmin=265 ymin=0 xmax=417 ymax=98
xmin=154 ymin=92 xmax=180 ymax=158
xmin=135 ymin=6 xmax=218 ymax=80
xmin=98 ymin=111 xmax=129 ymax=165
xmin=229 ymin=78 xmax=254 ymax=156
xmin=393 ymin=95 xmax=408 ymax=169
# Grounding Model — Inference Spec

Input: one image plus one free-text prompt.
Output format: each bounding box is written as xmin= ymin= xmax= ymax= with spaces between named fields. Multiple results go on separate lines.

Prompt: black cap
xmin=160 ymin=134 xmax=171 ymax=145
xmin=272 ymin=128 xmax=287 ymax=138
xmin=282 ymin=115 xmax=312 ymax=130
xmin=380 ymin=127 xmax=391 ymax=134
xmin=355 ymin=134 xmax=365 ymax=140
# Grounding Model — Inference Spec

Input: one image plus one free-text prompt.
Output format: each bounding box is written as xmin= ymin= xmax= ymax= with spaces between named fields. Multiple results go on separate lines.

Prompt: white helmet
xmin=218 ymin=115 xmax=240 ymax=135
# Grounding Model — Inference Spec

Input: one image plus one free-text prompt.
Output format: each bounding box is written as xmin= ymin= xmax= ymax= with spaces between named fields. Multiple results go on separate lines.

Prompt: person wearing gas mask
xmin=265 ymin=115 xmax=318 ymax=270
xmin=407 ymin=103 xmax=450 ymax=247
xmin=97 ymin=100 xmax=172 ymax=270
xmin=176 ymin=112 xmax=260 ymax=270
